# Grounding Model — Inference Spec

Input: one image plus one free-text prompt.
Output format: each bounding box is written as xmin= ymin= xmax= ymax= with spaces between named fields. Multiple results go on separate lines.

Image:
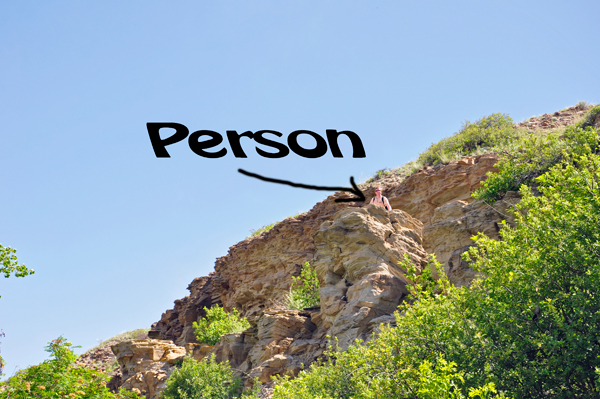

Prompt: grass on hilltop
xmin=366 ymin=104 xmax=597 ymax=189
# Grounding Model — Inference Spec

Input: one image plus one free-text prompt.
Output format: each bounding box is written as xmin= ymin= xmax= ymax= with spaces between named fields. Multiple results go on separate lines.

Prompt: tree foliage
xmin=193 ymin=305 xmax=250 ymax=346
xmin=464 ymin=149 xmax=600 ymax=397
xmin=0 ymin=336 xmax=140 ymax=398
xmin=1 ymin=244 xmax=34 ymax=375
xmin=473 ymin=125 xmax=599 ymax=202
xmin=162 ymin=354 xmax=242 ymax=399
xmin=287 ymin=261 xmax=320 ymax=310
xmin=1 ymin=244 xmax=34 ymax=296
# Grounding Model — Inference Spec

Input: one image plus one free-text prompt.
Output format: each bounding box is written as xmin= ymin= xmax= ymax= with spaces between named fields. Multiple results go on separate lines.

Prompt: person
xmin=370 ymin=187 xmax=392 ymax=211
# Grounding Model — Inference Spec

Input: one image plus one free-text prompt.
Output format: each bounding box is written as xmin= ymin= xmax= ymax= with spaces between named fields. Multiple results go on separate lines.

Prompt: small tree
xmin=287 ymin=261 xmax=320 ymax=310
xmin=162 ymin=354 xmax=241 ymax=399
xmin=1 ymin=244 xmax=34 ymax=298
xmin=0 ymin=336 xmax=140 ymax=398
xmin=193 ymin=305 xmax=250 ymax=346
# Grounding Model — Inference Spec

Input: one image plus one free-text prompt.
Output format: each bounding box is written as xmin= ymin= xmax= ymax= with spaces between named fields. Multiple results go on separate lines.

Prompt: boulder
xmin=111 ymin=339 xmax=186 ymax=399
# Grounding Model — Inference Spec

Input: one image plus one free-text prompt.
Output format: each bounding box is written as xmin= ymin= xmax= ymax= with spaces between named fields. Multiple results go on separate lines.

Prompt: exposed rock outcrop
xmin=423 ymin=191 xmax=521 ymax=286
xmin=150 ymin=153 xmax=500 ymax=349
xmin=109 ymin=154 xmax=523 ymax=398
xmin=111 ymin=340 xmax=185 ymax=399
xmin=385 ymin=154 xmax=499 ymax=225
xmin=313 ymin=205 xmax=426 ymax=349
xmin=198 ymin=205 xmax=427 ymax=386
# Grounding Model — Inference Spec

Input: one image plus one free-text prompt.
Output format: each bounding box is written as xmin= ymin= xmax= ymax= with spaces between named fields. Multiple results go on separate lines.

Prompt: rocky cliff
xmin=111 ymin=152 xmax=522 ymax=398
xmin=149 ymin=153 xmax=499 ymax=345
xmin=106 ymin=105 xmax=595 ymax=398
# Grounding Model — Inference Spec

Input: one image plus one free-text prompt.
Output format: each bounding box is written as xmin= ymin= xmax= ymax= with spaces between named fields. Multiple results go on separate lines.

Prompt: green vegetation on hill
xmin=366 ymin=104 xmax=597 ymax=186
xmin=193 ymin=305 xmax=250 ymax=346
xmin=0 ymin=337 xmax=141 ymax=398
xmin=286 ymin=261 xmax=320 ymax=310
xmin=271 ymin=127 xmax=600 ymax=398
xmin=577 ymin=104 xmax=600 ymax=129
xmin=417 ymin=113 xmax=517 ymax=167
xmin=474 ymin=124 xmax=599 ymax=202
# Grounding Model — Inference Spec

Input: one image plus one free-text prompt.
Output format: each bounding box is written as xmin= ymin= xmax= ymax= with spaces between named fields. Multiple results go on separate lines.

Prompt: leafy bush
xmin=576 ymin=104 xmax=600 ymax=129
xmin=248 ymin=223 xmax=275 ymax=237
xmin=193 ymin=305 xmax=250 ymax=345
xmin=162 ymin=354 xmax=242 ymax=399
xmin=365 ymin=168 xmax=391 ymax=183
xmin=417 ymin=113 xmax=517 ymax=167
xmin=473 ymin=125 xmax=599 ymax=202
xmin=286 ymin=261 xmax=320 ymax=310
xmin=1 ymin=244 xmax=34 ymax=297
xmin=0 ymin=336 xmax=140 ymax=398
xmin=274 ymin=257 xmax=497 ymax=399
xmin=463 ymin=150 xmax=600 ymax=397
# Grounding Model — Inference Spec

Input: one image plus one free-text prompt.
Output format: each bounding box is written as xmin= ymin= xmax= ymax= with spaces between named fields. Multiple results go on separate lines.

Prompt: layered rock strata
xmin=313 ymin=205 xmax=427 ymax=349
xmin=423 ymin=191 xmax=521 ymax=286
xmin=111 ymin=340 xmax=186 ymax=399
xmin=206 ymin=205 xmax=427 ymax=384
xmin=150 ymin=153 xmax=499 ymax=347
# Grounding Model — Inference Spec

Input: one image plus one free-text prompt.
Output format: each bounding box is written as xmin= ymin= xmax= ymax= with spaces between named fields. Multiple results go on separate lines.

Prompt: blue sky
xmin=1 ymin=1 xmax=599 ymax=375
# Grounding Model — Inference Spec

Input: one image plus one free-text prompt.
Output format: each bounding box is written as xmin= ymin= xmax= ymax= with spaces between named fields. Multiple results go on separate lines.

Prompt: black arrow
xmin=238 ymin=169 xmax=365 ymax=203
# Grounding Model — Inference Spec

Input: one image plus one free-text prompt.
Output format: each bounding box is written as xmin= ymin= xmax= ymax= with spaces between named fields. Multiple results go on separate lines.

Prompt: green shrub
xmin=365 ymin=168 xmax=391 ymax=183
xmin=463 ymin=151 xmax=600 ymax=397
xmin=473 ymin=125 xmax=600 ymax=202
xmin=162 ymin=354 xmax=242 ymax=399
xmin=417 ymin=113 xmax=517 ymax=167
xmin=193 ymin=305 xmax=250 ymax=345
xmin=286 ymin=261 xmax=320 ymax=310
xmin=248 ymin=223 xmax=275 ymax=237
xmin=0 ymin=336 xmax=140 ymax=399
xmin=576 ymin=104 xmax=600 ymax=129
xmin=273 ymin=257 xmax=494 ymax=399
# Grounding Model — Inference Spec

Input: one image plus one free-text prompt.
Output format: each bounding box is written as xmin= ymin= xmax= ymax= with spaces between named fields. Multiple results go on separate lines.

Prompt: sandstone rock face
xmin=423 ymin=192 xmax=521 ymax=286
xmin=201 ymin=206 xmax=427 ymax=387
xmin=111 ymin=339 xmax=186 ymax=399
xmin=212 ymin=309 xmax=321 ymax=386
xmin=150 ymin=276 xmax=221 ymax=346
xmin=150 ymin=154 xmax=499 ymax=348
xmin=384 ymin=153 xmax=499 ymax=225
xmin=313 ymin=205 xmax=427 ymax=349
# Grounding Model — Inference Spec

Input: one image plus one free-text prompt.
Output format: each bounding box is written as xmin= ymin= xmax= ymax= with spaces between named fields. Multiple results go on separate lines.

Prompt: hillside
xmin=102 ymin=102 xmax=598 ymax=398
xmin=7 ymin=103 xmax=597 ymax=399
